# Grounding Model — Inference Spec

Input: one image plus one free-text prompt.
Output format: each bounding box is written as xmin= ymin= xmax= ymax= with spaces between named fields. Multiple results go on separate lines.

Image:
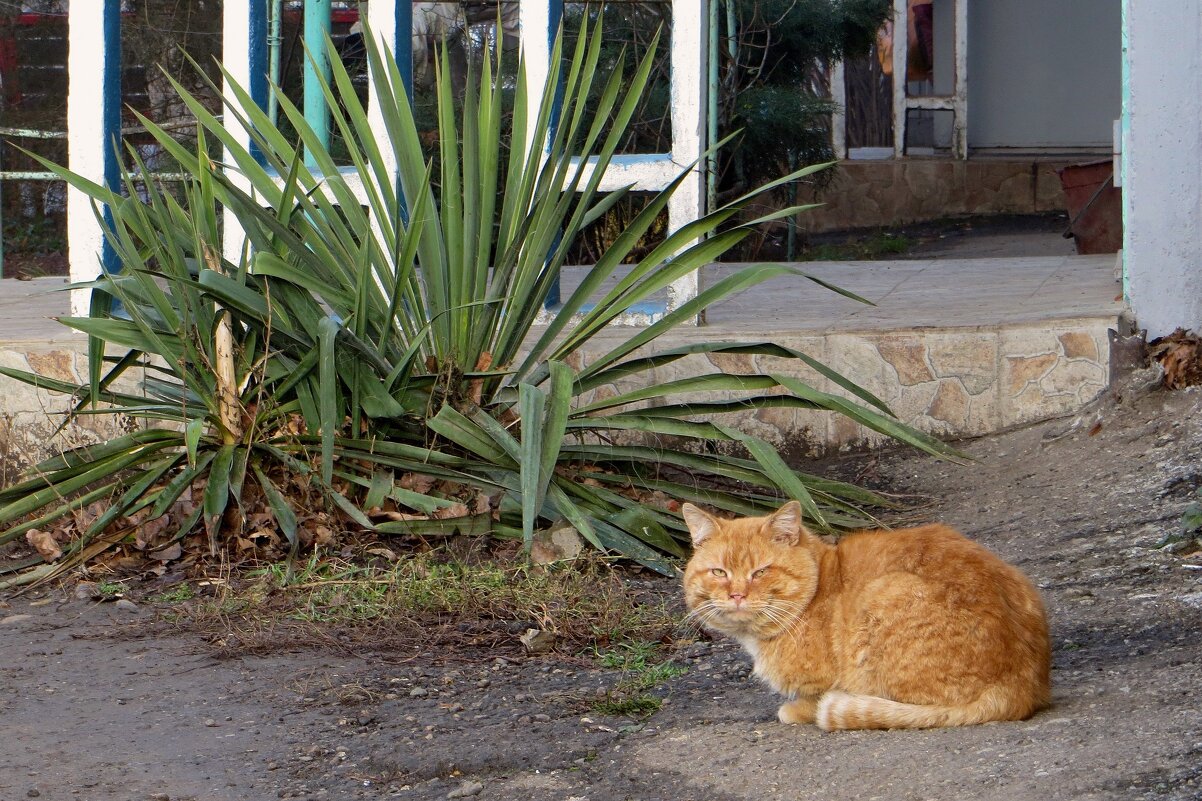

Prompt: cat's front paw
xmin=777 ymin=697 xmax=817 ymax=725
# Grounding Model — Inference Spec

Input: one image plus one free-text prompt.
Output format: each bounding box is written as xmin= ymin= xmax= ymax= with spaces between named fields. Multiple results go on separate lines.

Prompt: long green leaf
xmin=203 ymin=445 xmax=236 ymax=551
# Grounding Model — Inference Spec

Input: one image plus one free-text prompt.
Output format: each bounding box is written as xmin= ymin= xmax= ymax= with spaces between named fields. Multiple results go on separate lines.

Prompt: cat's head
xmin=681 ymin=501 xmax=821 ymax=638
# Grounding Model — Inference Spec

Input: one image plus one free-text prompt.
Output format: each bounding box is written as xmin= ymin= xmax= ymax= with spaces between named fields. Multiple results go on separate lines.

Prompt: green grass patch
xmin=150 ymin=583 xmax=196 ymax=604
xmin=96 ymin=580 xmax=127 ymax=599
xmin=593 ymin=693 xmax=665 ymax=717
xmin=592 ymin=640 xmax=687 ymax=719
xmin=188 ymin=549 xmax=679 ymax=655
xmin=803 ymin=231 xmax=914 ymax=261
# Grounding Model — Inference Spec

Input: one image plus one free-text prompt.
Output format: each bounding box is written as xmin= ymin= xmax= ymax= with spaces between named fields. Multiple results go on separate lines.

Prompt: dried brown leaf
xmin=1150 ymin=328 xmax=1202 ymax=389
xmin=148 ymin=542 xmax=183 ymax=562
xmin=399 ymin=473 xmax=438 ymax=495
xmin=25 ymin=529 xmax=62 ymax=562
xmin=433 ymin=503 xmax=471 ymax=520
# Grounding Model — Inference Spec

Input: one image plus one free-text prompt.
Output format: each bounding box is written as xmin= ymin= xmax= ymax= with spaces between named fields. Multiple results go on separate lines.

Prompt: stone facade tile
xmin=1058 ymin=331 xmax=1099 ymax=361
xmin=927 ymin=334 xmax=998 ymax=395
xmin=877 ymin=338 xmax=934 ymax=385
xmin=927 ymin=380 xmax=971 ymax=430
xmin=1004 ymin=352 xmax=1060 ymax=394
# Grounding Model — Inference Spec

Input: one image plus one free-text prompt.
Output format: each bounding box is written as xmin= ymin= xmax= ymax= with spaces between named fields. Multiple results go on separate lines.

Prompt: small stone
xmin=204 ymin=718 xmax=218 ymax=727
xmin=446 ymin=780 xmax=484 ymax=799
xmin=114 ymin=599 xmax=140 ymax=613
xmin=149 ymin=794 xmax=170 ymax=801
xmin=27 ymin=789 xmax=40 ymax=798
xmin=74 ymin=582 xmax=98 ymax=600
xmin=517 ymin=715 xmax=531 ymax=725
xmin=530 ymin=523 xmax=584 ymax=565
xmin=532 ymin=713 xmax=551 ymax=723
xmin=519 ymin=628 xmax=556 ymax=654
xmin=409 ymin=687 xmax=429 ymax=698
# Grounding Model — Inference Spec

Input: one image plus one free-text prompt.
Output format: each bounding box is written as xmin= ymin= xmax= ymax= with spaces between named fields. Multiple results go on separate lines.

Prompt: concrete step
xmin=562 ymin=254 xmax=1125 ymax=453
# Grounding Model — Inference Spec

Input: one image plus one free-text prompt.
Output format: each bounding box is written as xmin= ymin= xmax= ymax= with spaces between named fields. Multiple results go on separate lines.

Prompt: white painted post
xmin=221 ymin=0 xmax=259 ymax=267
xmin=829 ymin=59 xmax=848 ymax=160
xmin=1122 ymin=0 xmax=1202 ymax=337
xmin=366 ymin=0 xmax=407 ymax=258
xmin=67 ymin=0 xmax=122 ymax=316
xmin=952 ymin=0 xmax=968 ymax=158
xmin=891 ymin=0 xmax=908 ymax=157
xmin=366 ymin=0 xmax=410 ymax=164
xmin=519 ymin=0 xmax=555 ymax=164
xmin=666 ymin=1 xmax=708 ymax=316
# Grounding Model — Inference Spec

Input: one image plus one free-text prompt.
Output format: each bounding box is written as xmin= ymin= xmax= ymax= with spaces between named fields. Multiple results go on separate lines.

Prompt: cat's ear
xmin=767 ymin=500 xmax=807 ymax=546
xmin=682 ymin=503 xmax=720 ymax=547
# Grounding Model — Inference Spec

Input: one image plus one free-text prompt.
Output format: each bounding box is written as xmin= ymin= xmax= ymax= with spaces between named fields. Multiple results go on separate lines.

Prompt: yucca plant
xmin=0 ymin=22 xmax=953 ymax=578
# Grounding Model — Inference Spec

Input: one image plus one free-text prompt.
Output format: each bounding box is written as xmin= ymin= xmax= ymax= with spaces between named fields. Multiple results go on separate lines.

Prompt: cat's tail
xmin=815 ymin=687 xmax=1037 ymax=731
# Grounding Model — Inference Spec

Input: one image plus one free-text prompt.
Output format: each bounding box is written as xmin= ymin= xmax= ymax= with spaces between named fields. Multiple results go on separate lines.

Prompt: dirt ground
xmin=3 ymin=369 xmax=1202 ymax=801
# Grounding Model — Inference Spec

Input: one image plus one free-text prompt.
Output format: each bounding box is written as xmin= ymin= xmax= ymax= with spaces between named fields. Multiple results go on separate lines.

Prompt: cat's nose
xmin=729 ymin=593 xmax=746 ymax=605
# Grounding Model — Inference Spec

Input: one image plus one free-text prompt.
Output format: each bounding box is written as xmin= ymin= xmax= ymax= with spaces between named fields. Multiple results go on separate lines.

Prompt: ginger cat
xmin=682 ymin=501 xmax=1050 ymax=731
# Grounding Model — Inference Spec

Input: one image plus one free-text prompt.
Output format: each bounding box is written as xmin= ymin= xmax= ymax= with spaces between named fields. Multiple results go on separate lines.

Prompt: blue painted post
xmin=393 ymin=0 xmax=414 ymax=97
xmin=303 ymin=0 xmax=333 ymax=167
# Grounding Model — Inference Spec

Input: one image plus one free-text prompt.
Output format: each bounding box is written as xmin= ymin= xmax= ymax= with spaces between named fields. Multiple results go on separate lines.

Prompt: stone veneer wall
xmin=791 ymin=158 xmax=1077 ymax=234
xmin=0 ymin=315 xmax=1114 ymax=471
xmin=0 ymin=346 xmax=140 ymax=483
xmin=574 ymin=317 xmax=1113 ymax=456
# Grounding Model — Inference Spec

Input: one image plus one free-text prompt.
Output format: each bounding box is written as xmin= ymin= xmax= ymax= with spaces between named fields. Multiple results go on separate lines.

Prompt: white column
xmin=890 ymin=0 xmax=908 ymax=157
xmin=67 ymin=0 xmax=121 ymax=316
xmin=666 ymin=1 xmax=708 ymax=315
xmin=366 ymin=0 xmax=407 ymax=240
xmin=1123 ymin=0 xmax=1202 ymax=337
xmin=221 ymin=0 xmax=258 ymax=267
xmin=829 ymin=59 xmax=847 ymax=160
xmin=952 ymin=0 xmax=968 ymax=159
xmin=519 ymin=0 xmax=555 ymax=163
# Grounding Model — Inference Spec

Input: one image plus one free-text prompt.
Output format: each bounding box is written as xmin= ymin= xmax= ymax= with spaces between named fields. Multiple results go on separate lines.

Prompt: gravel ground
xmin=3 ymin=377 xmax=1201 ymax=801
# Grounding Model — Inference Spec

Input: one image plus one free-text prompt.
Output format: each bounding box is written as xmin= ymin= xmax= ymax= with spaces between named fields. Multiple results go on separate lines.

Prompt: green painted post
xmin=269 ymin=0 xmax=283 ymax=125
xmin=303 ymin=0 xmax=332 ymax=168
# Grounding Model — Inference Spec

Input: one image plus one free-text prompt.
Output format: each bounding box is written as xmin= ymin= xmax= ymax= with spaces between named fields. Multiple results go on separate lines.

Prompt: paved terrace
xmin=0 ymin=253 xmax=1124 ymax=452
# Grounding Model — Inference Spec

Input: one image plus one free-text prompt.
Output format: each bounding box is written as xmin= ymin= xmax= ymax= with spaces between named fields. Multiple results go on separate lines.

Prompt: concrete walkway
xmin=699 ymin=253 xmax=1120 ymax=332
xmin=0 ymin=253 xmax=1120 ymax=341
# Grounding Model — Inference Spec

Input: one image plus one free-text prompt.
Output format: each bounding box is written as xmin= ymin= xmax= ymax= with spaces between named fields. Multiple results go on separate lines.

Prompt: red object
xmin=0 ymin=24 xmax=21 ymax=106
xmin=1059 ymin=160 xmax=1122 ymax=255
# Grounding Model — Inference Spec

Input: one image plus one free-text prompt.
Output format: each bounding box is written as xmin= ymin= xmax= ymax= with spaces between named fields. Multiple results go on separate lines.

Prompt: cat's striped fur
xmin=682 ymin=502 xmax=1051 ymax=731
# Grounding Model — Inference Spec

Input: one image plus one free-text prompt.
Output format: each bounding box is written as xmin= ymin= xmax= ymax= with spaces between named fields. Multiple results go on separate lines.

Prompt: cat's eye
xmin=710 ymin=568 xmax=727 ymax=578
xmin=752 ymin=567 xmax=769 ymax=579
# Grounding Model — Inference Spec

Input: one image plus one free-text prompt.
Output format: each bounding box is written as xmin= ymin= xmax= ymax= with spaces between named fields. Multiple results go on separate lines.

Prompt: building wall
xmin=1122 ymin=0 xmax=1202 ymax=338
xmin=794 ymin=158 xmax=1069 ymax=234
xmin=968 ymin=0 xmax=1121 ymax=150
